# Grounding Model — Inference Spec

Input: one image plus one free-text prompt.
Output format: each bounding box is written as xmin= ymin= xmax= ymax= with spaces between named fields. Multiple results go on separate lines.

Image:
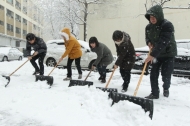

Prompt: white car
xmin=176 ymin=39 xmax=190 ymax=50
xmin=44 ymin=39 xmax=116 ymax=71
xmin=0 ymin=47 xmax=23 ymax=62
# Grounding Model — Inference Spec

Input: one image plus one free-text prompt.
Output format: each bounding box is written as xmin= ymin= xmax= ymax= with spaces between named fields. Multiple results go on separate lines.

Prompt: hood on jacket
xmin=145 ymin=5 xmax=164 ymax=25
xmin=59 ymin=27 xmax=71 ymax=41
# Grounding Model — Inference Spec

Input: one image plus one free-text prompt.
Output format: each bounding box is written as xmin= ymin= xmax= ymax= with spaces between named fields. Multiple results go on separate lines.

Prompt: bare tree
xmin=77 ymin=0 xmax=106 ymax=41
xmin=145 ymin=0 xmax=190 ymax=10
xmin=35 ymin=0 xmax=82 ymax=39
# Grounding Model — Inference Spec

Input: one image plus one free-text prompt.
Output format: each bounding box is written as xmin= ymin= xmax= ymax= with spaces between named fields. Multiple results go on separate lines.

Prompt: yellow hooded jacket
xmin=59 ymin=28 xmax=82 ymax=59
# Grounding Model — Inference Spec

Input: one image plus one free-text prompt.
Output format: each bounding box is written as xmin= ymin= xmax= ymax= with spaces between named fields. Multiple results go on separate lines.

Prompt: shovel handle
xmin=133 ymin=50 xmax=151 ymax=96
xmin=9 ymin=55 xmax=36 ymax=77
xmin=47 ymin=60 xmax=61 ymax=76
xmin=9 ymin=59 xmax=30 ymax=76
xmin=105 ymin=68 xmax=116 ymax=88
xmin=84 ymin=69 xmax=92 ymax=81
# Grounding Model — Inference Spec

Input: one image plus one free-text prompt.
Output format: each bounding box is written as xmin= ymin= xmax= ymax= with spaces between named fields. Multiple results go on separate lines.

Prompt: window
xmin=7 ymin=23 xmax=13 ymax=32
xmin=16 ymin=27 xmax=21 ymax=34
xmin=23 ymin=6 xmax=27 ymax=14
xmin=23 ymin=18 xmax=27 ymax=25
xmin=15 ymin=14 xmax=21 ymax=22
xmin=6 ymin=9 xmax=14 ymax=18
xmin=33 ymin=24 xmax=36 ymax=30
xmin=7 ymin=0 xmax=13 ymax=5
xmin=0 ymin=20 xmax=4 ymax=26
xmin=16 ymin=41 xmax=20 ymax=47
xmin=23 ymin=30 xmax=27 ymax=35
xmin=0 ymin=5 xmax=4 ymax=10
xmin=33 ymin=14 xmax=37 ymax=21
xmin=15 ymin=1 xmax=21 ymax=10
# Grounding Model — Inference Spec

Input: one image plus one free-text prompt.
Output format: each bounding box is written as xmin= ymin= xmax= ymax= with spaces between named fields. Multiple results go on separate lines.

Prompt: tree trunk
xmin=84 ymin=2 xmax=88 ymax=41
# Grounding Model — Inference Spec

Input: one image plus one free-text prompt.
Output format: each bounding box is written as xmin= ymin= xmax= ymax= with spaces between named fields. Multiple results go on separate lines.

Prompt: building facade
xmin=79 ymin=0 xmax=190 ymax=54
xmin=0 ymin=0 xmax=43 ymax=48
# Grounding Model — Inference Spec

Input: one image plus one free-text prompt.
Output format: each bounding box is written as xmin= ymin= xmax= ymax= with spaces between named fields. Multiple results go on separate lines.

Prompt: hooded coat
xmin=145 ymin=5 xmax=177 ymax=58
xmin=115 ymin=32 xmax=136 ymax=70
xmin=90 ymin=42 xmax=113 ymax=67
xmin=59 ymin=28 xmax=82 ymax=59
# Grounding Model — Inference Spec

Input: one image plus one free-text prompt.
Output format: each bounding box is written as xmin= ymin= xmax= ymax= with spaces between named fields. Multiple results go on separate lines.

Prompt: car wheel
xmin=88 ymin=60 xmax=95 ymax=69
xmin=18 ymin=56 xmax=22 ymax=61
xmin=46 ymin=58 xmax=57 ymax=67
xmin=144 ymin=63 xmax=151 ymax=75
xmin=2 ymin=56 xmax=8 ymax=62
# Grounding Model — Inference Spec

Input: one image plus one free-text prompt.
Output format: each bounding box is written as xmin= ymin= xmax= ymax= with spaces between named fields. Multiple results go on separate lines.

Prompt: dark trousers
xmin=150 ymin=57 xmax=174 ymax=96
xmin=30 ymin=53 xmax=46 ymax=75
xmin=120 ymin=69 xmax=131 ymax=88
xmin=97 ymin=64 xmax=107 ymax=79
xmin=67 ymin=57 xmax=82 ymax=77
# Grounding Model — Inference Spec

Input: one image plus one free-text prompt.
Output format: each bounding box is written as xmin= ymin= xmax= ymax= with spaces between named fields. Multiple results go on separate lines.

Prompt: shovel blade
xmin=96 ymin=87 xmax=118 ymax=93
xmin=35 ymin=75 xmax=54 ymax=86
xmin=68 ymin=80 xmax=93 ymax=87
xmin=109 ymin=92 xmax=154 ymax=119
xmin=2 ymin=75 xmax=10 ymax=87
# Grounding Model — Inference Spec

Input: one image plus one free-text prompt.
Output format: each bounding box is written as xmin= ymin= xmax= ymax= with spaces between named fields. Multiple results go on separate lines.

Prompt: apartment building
xmin=80 ymin=0 xmax=190 ymax=54
xmin=0 ymin=0 xmax=43 ymax=48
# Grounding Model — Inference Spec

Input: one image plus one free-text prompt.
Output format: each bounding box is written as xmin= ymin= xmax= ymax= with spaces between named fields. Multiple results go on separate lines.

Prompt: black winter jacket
xmin=145 ymin=5 xmax=177 ymax=58
xmin=115 ymin=32 xmax=136 ymax=70
xmin=26 ymin=37 xmax=47 ymax=56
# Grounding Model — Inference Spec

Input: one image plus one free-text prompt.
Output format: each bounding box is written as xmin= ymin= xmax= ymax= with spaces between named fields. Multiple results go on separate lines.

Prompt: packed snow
xmin=0 ymin=59 xmax=190 ymax=126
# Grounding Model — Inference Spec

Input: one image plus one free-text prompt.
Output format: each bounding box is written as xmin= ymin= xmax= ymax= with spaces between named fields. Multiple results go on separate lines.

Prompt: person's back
xmin=60 ymin=28 xmax=82 ymax=59
xmin=59 ymin=27 xmax=83 ymax=81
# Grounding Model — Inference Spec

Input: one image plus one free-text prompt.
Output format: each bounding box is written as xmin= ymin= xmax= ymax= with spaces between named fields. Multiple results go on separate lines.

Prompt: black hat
xmin=112 ymin=30 xmax=123 ymax=41
xmin=26 ymin=33 xmax=36 ymax=41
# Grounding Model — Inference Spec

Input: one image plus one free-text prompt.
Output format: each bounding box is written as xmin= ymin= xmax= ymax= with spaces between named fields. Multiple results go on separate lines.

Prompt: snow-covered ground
xmin=0 ymin=59 xmax=190 ymax=126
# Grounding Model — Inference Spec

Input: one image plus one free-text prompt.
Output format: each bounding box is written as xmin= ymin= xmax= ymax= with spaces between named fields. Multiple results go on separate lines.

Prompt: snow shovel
xmin=68 ymin=69 xmax=93 ymax=87
xmin=108 ymin=51 xmax=154 ymax=119
xmin=35 ymin=60 xmax=62 ymax=86
xmin=96 ymin=68 xmax=118 ymax=93
xmin=3 ymin=58 xmax=31 ymax=87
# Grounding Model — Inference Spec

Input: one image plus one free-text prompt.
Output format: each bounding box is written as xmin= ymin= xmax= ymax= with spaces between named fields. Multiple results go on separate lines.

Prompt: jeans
xmin=150 ymin=57 xmax=174 ymax=96
xmin=67 ymin=57 xmax=82 ymax=77
xmin=30 ymin=53 xmax=46 ymax=75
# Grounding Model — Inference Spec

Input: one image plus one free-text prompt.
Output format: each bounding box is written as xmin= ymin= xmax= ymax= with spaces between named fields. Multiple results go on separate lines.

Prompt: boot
xmin=78 ymin=74 xmax=82 ymax=79
xmin=98 ymin=76 xmax=103 ymax=81
xmin=63 ymin=77 xmax=72 ymax=81
xmin=32 ymin=70 xmax=40 ymax=75
xmin=101 ymin=78 xmax=106 ymax=83
xmin=145 ymin=93 xmax=159 ymax=99
xmin=163 ymin=90 xmax=169 ymax=97
xmin=121 ymin=84 xmax=128 ymax=93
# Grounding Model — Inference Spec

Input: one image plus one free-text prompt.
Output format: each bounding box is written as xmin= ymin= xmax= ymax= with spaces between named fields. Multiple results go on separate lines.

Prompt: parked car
xmin=133 ymin=46 xmax=190 ymax=77
xmin=0 ymin=47 xmax=23 ymax=62
xmin=176 ymin=39 xmax=190 ymax=50
xmin=44 ymin=39 xmax=117 ymax=71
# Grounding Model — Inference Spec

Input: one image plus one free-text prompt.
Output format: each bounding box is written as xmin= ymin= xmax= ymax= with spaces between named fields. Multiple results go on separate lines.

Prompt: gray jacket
xmin=91 ymin=42 xmax=113 ymax=66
